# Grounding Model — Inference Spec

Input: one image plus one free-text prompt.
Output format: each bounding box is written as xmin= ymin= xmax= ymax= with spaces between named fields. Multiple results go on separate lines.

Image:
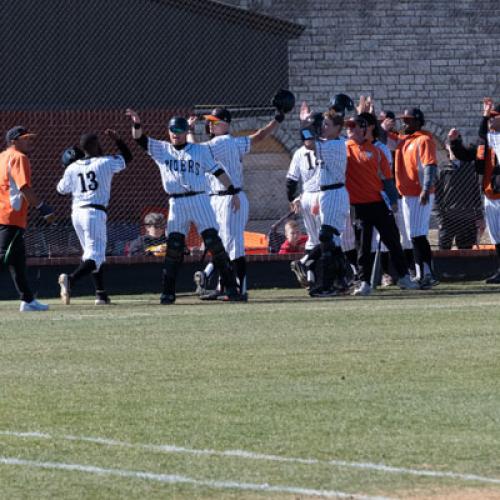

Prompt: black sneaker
xmin=160 ymin=293 xmax=176 ymax=305
xmin=95 ymin=292 xmax=111 ymax=305
xmin=486 ymin=270 xmax=500 ymax=284
xmin=309 ymin=287 xmax=337 ymax=298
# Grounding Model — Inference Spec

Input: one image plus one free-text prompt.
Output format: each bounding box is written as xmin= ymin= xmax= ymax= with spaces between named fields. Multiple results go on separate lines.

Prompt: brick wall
xmin=223 ymin=0 xmax=500 ymax=145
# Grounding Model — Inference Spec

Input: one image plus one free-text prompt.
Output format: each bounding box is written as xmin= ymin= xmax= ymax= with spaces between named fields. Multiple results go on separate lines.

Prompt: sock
xmin=91 ymin=266 xmax=105 ymax=292
xmin=204 ymin=262 xmax=215 ymax=280
xmin=345 ymin=249 xmax=358 ymax=269
xmin=70 ymin=259 xmax=97 ymax=285
xmin=404 ymin=249 xmax=415 ymax=272
xmin=381 ymin=251 xmax=390 ymax=275
xmin=232 ymin=257 xmax=247 ymax=294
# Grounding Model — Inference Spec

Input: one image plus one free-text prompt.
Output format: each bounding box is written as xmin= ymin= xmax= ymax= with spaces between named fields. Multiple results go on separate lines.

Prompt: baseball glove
xmin=272 ymin=89 xmax=296 ymax=114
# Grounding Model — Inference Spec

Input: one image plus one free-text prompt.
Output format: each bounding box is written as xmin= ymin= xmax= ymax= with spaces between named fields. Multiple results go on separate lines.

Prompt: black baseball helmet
xmin=329 ymin=94 xmax=355 ymax=116
xmin=272 ymin=89 xmax=296 ymax=114
xmin=61 ymin=146 xmax=84 ymax=168
xmin=168 ymin=116 xmax=189 ymax=133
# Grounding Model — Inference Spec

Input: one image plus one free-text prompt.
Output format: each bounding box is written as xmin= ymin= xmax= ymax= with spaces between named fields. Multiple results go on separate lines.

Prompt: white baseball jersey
xmin=147 ymin=138 xmax=219 ymax=194
xmin=56 ymin=155 xmax=126 ymax=269
xmin=206 ymin=135 xmax=250 ymax=193
xmin=145 ymin=137 xmax=221 ymax=236
xmin=287 ymin=146 xmax=321 ymax=193
xmin=316 ymin=139 xmax=349 ymax=245
xmin=56 ymin=155 xmax=126 ymax=209
xmin=202 ymin=134 xmax=252 ymax=260
xmin=287 ymin=145 xmax=321 ymax=249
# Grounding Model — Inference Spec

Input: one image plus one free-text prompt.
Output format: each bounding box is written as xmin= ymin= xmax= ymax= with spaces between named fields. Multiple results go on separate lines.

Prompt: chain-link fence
xmin=1 ymin=0 xmax=494 ymax=259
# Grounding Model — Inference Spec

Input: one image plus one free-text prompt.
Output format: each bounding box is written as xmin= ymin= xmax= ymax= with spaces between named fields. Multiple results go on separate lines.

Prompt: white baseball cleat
xmin=351 ymin=281 xmax=372 ymax=296
xmin=20 ymin=299 xmax=49 ymax=312
xmin=193 ymin=271 xmax=207 ymax=295
xmin=58 ymin=273 xmax=71 ymax=305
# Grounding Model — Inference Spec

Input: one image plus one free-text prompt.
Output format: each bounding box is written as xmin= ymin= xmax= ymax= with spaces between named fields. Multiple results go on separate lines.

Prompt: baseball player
xmin=394 ymin=108 xmax=438 ymax=289
xmin=188 ymin=96 xmax=291 ymax=299
xmin=125 ymin=109 xmax=242 ymax=304
xmin=286 ymin=126 xmax=321 ymax=287
xmin=57 ymin=130 xmax=131 ymax=305
xmin=0 ymin=126 xmax=54 ymax=311
xmin=296 ymin=111 xmax=350 ymax=297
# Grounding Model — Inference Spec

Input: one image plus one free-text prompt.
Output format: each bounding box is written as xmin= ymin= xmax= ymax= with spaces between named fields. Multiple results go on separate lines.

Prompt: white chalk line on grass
xmin=0 ymin=456 xmax=392 ymax=500
xmin=2 ymin=430 xmax=500 ymax=485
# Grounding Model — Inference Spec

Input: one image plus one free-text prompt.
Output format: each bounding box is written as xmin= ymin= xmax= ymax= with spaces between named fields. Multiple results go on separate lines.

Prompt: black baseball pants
xmin=353 ymin=201 xmax=408 ymax=283
xmin=0 ymin=224 xmax=34 ymax=303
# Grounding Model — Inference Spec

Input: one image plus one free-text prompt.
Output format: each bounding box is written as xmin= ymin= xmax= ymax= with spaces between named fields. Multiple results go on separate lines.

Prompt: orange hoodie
xmin=394 ymin=130 xmax=437 ymax=197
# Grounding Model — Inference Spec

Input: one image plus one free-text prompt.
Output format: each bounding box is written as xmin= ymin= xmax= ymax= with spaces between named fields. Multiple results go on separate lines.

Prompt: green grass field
xmin=1 ymin=284 xmax=500 ymax=499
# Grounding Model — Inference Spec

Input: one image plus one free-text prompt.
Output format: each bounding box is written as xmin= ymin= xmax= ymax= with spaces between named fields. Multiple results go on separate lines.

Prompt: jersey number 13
xmin=78 ymin=171 xmax=99 ymax=192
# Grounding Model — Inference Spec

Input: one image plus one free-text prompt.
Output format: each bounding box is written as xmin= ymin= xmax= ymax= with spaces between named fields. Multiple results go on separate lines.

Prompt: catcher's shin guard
xmin=319 ymin=225 xmax=338 ymax=290
xmin=201 ymin=228 xmax=238 ymax=292
xmin=162 ymin=232 xmax=185 ymax=294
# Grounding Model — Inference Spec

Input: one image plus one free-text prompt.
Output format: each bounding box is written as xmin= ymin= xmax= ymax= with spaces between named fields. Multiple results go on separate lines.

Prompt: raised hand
xmin=125 ymin=108 xmax=141 ymax=124
xmin=448 ymin=128 xmax=460 ymax=142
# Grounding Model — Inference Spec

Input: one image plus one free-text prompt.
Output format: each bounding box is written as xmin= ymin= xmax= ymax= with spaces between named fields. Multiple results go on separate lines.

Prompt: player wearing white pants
xmin=299 ymin=112 xmax=349 ymax=297
xmin=126 ymin=109 xmax=242 ymax=304
xmin=395 ymin=108 xmax=438 ymax=289
xmin=56 ymin=131 xmax=130 ymax=305
xmin=188 ymin=106 xmax=284 ymax=298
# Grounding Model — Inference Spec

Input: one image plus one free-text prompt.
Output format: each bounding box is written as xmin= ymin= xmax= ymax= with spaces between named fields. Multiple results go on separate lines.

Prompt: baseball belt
xmin=80 ymin=204 xmax=107 ymax=213
xmin=320 ymin=183 xmax=344 ymax=191
xmin=169 ymin=191 xmax=204 ymax=199
xmin=211 ymin=188 xmax=242 ymax=196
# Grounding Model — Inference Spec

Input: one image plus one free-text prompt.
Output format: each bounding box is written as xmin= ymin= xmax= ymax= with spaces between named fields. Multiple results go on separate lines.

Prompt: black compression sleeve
xmin=213 ymin=168 xmax=225 ymax=177
xmin=115 ymin=139 xmax=133 ymax=163
xmin=479 ymin=116 xmax=489 ymax=140
xmin=135 ymin=135 xmax=148 ymax=150
xmin=286 ymin=178 xmax=299 ymax=202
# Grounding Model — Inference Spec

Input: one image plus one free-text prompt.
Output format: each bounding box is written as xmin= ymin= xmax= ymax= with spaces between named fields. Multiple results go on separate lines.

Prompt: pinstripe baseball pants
xmin=300 ymin=191 xmax=321 ymax=250
xmin=484 ymin=197 xmax=500 ymax=244
xmin=401 ymin=195 xmax=434 ymax=239
xmin=72 ymin=207 xmax=107 ymax=269
xmin=167 ymin=194 xmax=219 ymax=236
xmin=210 ymin=192 xmax=249 ymax=260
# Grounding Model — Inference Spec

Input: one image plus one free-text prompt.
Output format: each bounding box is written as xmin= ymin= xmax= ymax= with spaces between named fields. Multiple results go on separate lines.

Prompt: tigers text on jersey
xmin=56 ymin=155 xmax=126 ymax=208
xmin=205 ymin=135 xmax=251 ymax=193
xmin=286 ymin=145 xmax=321 ymax=193
xmin=315 ymin=138 xmax=347 ymax=187
xmin=147 ymin=137 xmax=219 ymax=194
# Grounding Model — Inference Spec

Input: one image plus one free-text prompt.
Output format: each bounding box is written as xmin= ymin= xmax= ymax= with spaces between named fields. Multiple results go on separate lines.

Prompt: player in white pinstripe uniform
xmin=286 ymin=133 xmax=321 ymax=286
xmin=126 ymin=109 xmax=242 ymax=304
xmin=57 ymin=130 xmax=131 ymax=305
xmin=299 ymin=112 xmax=350 ymax=297
xmin=187 ymin=107 xmax=284 ymax=299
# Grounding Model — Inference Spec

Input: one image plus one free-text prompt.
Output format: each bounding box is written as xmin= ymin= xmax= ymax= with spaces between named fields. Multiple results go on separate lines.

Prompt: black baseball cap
xmin=5 ymin=126 xmax=36 ymax=143
xmin=380 ymin=110 xmax=395 ymax=120
xmin=168 ymin=116 xmax=189 ymax=133
xmin=204 ymin=107 xmax=232 ymax=123
xmin=398 ymin=108 xmax=425 ymax=124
